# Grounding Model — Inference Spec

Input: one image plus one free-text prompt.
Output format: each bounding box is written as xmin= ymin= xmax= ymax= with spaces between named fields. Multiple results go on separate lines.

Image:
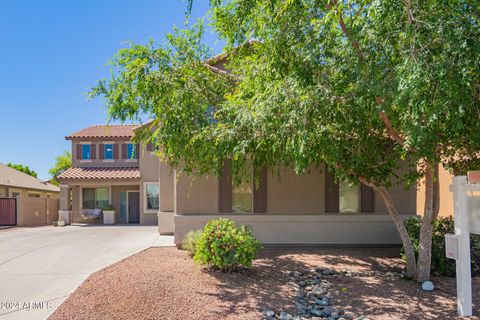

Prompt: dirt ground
xmin=49 ymin=247 xmax=479 ymax=320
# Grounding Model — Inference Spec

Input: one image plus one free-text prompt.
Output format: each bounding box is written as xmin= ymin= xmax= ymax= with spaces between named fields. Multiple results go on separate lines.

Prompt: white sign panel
xmin=467 ymin=197 xmax=480 ymax=234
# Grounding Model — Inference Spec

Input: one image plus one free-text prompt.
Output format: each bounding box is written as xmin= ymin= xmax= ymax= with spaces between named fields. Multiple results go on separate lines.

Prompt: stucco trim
xmin=173 ymin=214 xmax=414 ymax=245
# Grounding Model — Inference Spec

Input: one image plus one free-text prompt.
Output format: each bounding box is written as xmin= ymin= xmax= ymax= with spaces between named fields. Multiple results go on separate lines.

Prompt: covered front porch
xmin=58 ymin=167 xmax=142 ymax=224
xmin=60 ymin=183 xmax=140 ymax=224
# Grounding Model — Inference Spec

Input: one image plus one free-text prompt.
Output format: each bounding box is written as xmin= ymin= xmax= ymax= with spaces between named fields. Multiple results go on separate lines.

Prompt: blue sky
xmin=0 ymin=0 xmax=220 ymax=180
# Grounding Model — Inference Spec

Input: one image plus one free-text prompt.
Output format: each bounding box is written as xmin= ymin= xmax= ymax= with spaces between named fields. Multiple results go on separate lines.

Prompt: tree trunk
xmin=359 ymin=177 xmax=417 ymax=277
xmin=377 ymin=186 xmax=417 ymax=277
xmin=415 ymin=161 xmax=440 ymax=282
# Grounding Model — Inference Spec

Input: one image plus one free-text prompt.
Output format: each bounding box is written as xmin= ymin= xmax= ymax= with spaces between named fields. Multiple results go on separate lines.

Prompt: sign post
xmin=450 ymin=176 xmax=473 ymax=316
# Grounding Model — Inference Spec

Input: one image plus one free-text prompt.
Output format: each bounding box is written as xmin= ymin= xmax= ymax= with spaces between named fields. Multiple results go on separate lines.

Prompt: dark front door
xmin=128 ymin=192 xmax=140 ymax=224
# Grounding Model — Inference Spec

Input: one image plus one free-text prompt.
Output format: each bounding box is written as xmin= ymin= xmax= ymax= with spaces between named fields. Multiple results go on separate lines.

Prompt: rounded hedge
xmin=193 ymin=218 xmax=261 ymax=270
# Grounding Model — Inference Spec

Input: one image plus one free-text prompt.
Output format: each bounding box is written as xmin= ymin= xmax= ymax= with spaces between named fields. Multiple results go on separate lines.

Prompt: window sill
xmin=125 ymin=159 xmax=138 ymax=162
xmin=145 ymin=209 xmax=159 ymax=214
xmin=79 ymin=160 xmax=92 ymax=163
xmin=102 ymin=159 xmax=114 ymax=163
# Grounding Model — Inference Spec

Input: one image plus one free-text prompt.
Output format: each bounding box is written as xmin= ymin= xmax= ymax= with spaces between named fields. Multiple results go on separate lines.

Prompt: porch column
xmin=58 ymin=184 xmax=71 ymax=224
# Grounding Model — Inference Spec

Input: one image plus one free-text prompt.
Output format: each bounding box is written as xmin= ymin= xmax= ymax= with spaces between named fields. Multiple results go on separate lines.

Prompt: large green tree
xmin=6 ymin=163 xmax=37 ymax=178
xmin=49 ymin=151 xmax=72 ymax=186
xmin=92 ymin=1 xmax=480 ymax=281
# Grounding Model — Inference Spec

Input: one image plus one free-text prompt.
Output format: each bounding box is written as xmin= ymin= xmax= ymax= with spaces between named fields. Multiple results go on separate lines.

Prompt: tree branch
xmin=378 ymin=111 xmax=405 ymax=145
xmin=326 ymin=0 xmax=365 ymax=64
xmin=402 ymin=0 xmax=429 ymax=26
xmin=378 ymin=111 xmax=417 ymax=153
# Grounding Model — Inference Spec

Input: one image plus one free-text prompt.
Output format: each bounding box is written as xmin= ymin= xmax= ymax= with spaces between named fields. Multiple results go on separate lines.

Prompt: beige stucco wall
xmin=159 ymin=162 xmax=174 ymax=212
xmin=2 ymin=186 xmax=59 ymax=199
xmin=174 ymin=214 xmax=410 ymax=245
xmin=173 ymin=164 xmax=417 ymax=244
xmin=0 ymin=186 xmax=6 ymax=197
xmin=17 ymin=197 xmax=59 ymax=226
xmin=175 ymin=165 xmax=416 ymax=216
xmin=139 ymin=149 xmax=160 ymax=225
xmin=417 ymin=164 xmax=454 ymax=217
xmin=157 ymin=161 xmax=175 ymax=234
xmin=175 ymin=174 xmax=219 ymax=214
xmin=268 ymin=166 xmax=324 ymax=214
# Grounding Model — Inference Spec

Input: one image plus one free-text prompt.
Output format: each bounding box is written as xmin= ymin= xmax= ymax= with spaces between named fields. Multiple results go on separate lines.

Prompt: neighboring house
xmin=0 ymin=163 xmax=59 ymax=198
xmin=57 ymin=125 xmax=174 ymax=228
xmin=0 ymin=164 xmax=60 ymax=226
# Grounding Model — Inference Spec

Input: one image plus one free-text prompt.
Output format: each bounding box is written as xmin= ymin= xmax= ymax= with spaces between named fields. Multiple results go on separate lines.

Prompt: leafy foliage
xmin=194 ymin=218 xmax=260 ymax=270
xmin=7 ymin=163 xmax=37 ymax=178
xmin=48 ymin=151 xmax=72 ymax=186
xmin=92 ymin=1 xmax=480 ymax=186
xmin=90 ymin=20 xmax=235 ymax=177
xmin=403 ymin=216 xmax=480 ymax=277
xmin=182 ymin=229 xmax=203 ymax=256
xmin=91 ymin=1 xmax=480 ymax=280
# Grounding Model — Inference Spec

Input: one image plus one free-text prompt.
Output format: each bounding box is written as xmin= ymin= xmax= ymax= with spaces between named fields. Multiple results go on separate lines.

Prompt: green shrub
xmin=194 ymin=218 xmax=261 ymax=270
xmin=403 ymin=216 xmax=480 ymax=277
xmin=182 ymin=230 xmax=202 ymax=256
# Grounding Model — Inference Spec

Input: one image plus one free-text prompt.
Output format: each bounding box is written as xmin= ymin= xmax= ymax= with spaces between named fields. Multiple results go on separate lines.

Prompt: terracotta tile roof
xmin=65 ymin=125 xmax=140 ymax=140
xmin=57 ymin=167 xmax=140 ymax=180
xmin=0 ymin=164 xmax=60 ymax=192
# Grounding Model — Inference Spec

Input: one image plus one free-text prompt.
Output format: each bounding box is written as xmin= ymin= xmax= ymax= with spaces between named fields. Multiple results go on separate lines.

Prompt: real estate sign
xmin=447 ymin=172 xmax=480 ymax=316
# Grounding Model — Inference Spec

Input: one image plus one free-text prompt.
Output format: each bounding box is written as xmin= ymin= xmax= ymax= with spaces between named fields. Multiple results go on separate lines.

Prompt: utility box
xmin=445 ymin=234 xmax=459 ymax=260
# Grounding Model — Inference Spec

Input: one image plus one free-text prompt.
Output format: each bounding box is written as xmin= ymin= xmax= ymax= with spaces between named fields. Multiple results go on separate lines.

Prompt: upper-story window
xmin=82 ymin=144 xmax=91 ymax=160
xmin=104 ymin=144 xmax=113 ymax=160
xmin=127 ymin=143 xmax=137 ymax=159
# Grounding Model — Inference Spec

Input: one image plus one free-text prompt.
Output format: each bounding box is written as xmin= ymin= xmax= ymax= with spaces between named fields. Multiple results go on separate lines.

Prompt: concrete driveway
xmin=0 ymin=225 xmax=173 ymax=320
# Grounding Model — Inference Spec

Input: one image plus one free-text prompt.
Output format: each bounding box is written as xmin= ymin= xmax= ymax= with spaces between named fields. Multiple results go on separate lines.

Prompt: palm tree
xmin=49 ymin=151 xmax=71 ymax=186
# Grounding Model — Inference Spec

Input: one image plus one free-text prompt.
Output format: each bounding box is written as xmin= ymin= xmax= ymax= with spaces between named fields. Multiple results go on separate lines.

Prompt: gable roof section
xmin=57 ymin=167 xmax=140 ymax=180
xmin=0 ymin=164 xmax=60 ymax=192
xmin=65 ymin=125 xmax=140 ymax=140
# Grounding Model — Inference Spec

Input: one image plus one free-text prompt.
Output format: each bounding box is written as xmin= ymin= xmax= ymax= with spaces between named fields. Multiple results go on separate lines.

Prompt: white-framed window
xmin=144 ymin=182 xmax=159 ymax=213
xmin=339 ymin=179 xmax=359 ymax=213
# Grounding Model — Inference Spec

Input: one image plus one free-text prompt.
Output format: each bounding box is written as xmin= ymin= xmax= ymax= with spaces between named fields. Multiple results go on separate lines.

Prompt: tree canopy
xmin=92 ymin=0 xmax=480 ymax=281
xmin=7 ymin=163 xmax=37 ymax=178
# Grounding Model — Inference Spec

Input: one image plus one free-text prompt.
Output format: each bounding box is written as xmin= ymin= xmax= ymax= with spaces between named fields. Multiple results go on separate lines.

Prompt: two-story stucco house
xmin=57 ymin=123 xmax=417 ymax=246
xmin=57 ymin=125 xmax=174 ymax=230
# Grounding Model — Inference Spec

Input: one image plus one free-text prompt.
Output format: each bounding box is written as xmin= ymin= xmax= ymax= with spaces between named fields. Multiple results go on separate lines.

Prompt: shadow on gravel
xmin=204 ymin=246 xmax=479 ymax=320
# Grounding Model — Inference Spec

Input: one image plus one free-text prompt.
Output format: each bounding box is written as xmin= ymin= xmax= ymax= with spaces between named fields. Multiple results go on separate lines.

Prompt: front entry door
xmin=128 ymin=192 xmax=140 ymax=224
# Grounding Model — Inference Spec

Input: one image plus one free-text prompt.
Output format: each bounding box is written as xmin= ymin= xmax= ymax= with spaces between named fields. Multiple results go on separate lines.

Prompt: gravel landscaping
xmin=49 ymin=247 xmax=479 ymax=320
